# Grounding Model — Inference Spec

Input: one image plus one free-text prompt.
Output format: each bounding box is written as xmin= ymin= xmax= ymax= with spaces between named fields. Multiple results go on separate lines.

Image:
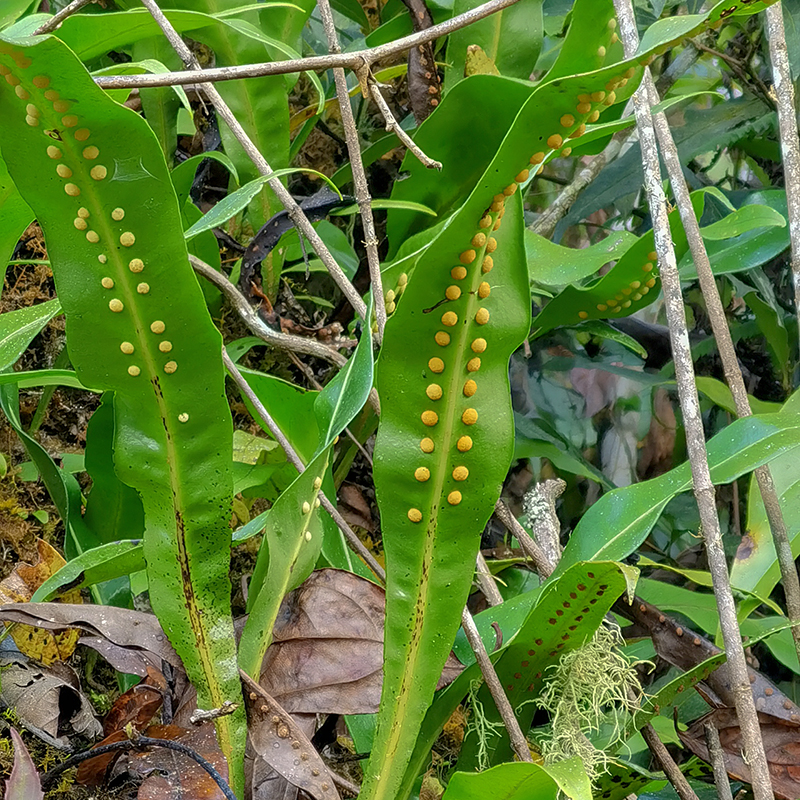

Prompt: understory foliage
xmin=0 ymin=1 xmax=800 ymax=800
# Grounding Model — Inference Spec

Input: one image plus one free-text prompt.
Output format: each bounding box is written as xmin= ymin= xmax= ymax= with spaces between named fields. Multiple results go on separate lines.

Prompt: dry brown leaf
xmin=243 ymin=671 xmax=341 ymax=800
xmin=337 ymin=484 xmax=375 ymax=534
xmin=680 ymin=708 xmax=800 ymax=800
xmin=0 ymin=539 xmax=81 ymax=665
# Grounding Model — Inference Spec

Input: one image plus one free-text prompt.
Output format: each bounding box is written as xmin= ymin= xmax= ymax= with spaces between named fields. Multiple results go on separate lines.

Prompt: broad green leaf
xmin=0 ymin=34 xmax=244 ymax=788
xmin=0 ymin=368 xmax=88 ymax=390
xmin=694 ymin=375 xmax=781 ymax=416
xmin=331 ymin=200 xmax=437 ymax=217
xmin=0 ymin=298 xmax=60 ymax=370
xmin=442 ymin=758 xmax=591 ymax=800
xmin=557 ymin=413 xmax=800 ymax=574
xmin=0 ymin=153 xmax=33 ymax=285
xmin=699 ymin=203 xmax=785 ymax=240
xmin=238 ymin=446 xmax=331 ymax=678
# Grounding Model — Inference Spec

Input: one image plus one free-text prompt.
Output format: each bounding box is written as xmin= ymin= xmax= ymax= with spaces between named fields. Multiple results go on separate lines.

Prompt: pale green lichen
xmin=465 ymin=679 xmax=507 ymax=771
xmin=533 ymin=621 xmax=647 ymax=782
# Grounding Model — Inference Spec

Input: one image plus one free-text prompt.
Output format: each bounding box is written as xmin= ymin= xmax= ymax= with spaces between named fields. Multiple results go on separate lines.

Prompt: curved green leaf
xmin=0 ymin=297 xmax=60 ymax=370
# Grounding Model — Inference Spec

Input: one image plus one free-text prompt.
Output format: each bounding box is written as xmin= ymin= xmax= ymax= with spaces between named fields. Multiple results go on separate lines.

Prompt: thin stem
xmin=223 ymin=349 xmax=386 ymax=583
xmin=493 ymin=499 xmax=553 ymax=578
xmin=33 ymin=0 xmax=94 ymax=35
xmin=640 ymin=723 xmax=700 ymax=800
xmin=643 ymin=67 xmax=800 ymax=663
xmin=476 ymin=551 xmax=504 ymax=606
xmin=139 ymin=0 xmax=367 ymax=321
xmin=93 ymin=0 xmax=523 ymax=90
xmin=189 ymin=254 xmax=347 ymax=367
xmin=704 ymin=722 xmax=735 ymax=800
xmin=316 ymin=0 xmax=386 ymax=341
xmin=765 ymin=2 xmax=800 ymax=351
xmin=613 ymin=2 xmax=774 ymax=797
xmin=368 ymin=83 xmax=442 ymax=170
xmin=460 ymin=607 xmax=533 ymax=763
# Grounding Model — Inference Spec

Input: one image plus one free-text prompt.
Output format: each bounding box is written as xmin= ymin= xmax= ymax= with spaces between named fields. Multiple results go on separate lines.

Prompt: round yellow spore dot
xmin=459 ymin=249 xmax=476 ymax=265
xmin=61 ymin=115 xmax=78 ymax=127
xmin=471 ymin=338 xmax=487 ymax=354
xmin=588 ymin=110 xmax=600 ymax=123
xmin=632 ymin=293 xmax=642 ymax=301
xmin=479 ymin=215 xmax=492 ymax=229
xmin=414 ymin=467 xmax=430 ymax=482
xmin=597 ymin=45 xmax=607 ymax=57
xmin=646 ymin=278 xmax=656 ymax=288
xmin=109 ymin=208 xmax=125 ymax=222
xmin=478 ymin=282 xmax=491 ymax=299
xmin=648 ymin=251 xmax=658 ymax=261
xmin=25 ymin=104 xmax=39 ymax=117
xmin=453 ymin=466 xmax=469 ymax=481
xmin=16 ymin=87 xmax=30 ymax=100
xmin=151 ymin=320 xmax=166 ymax=334
xmin=137 ymin=282 xmax=150 ymax=294
xmin=83 ymin=146 xmax=99 ymax=160
xmin=560 ymin=114 xmax=575 ymax=128
xmin=561 ymin=147 xmax=573 ymax=157
xmin=56 ymin=164 xmax=72 ymax=178
xmin=4 ymin=74 xmax=20 ymax=87
xmin=591 ymin=91 xmax=606 ymax=102
xmin=178 ymin=413 xmax=189 ymax=423
xmin=471 ymin=233 xmax=486 ymax=248
xmin=129 ymin=258 xmax=144 ymax=273
xmin=547 ymin=134 xmax=563 ymax=150
xmin=642 ymin=262 xmax=653 ymax=272
xmin=74 ymin=128 xmax=90 ymax=141
xmin=457 ymin=435 xmax=473 ymax=452
xmin=64 ymin=183 xmax=80 ymax=196
xmin=622 ymin=300 xmax=631 ymax=308
xmin=569 ymin=124 xmax=586 ymax=139
xmin=467 ymin=357 xmax=481 ymax=372
xmin=516 ymin=169 xmax=530 ymax=183
xmin=77 ymin=207 xmax=90 ymax=218
xmin=421 ymin=410 xmax=438 ymax=427
xmin=485 ymin=238 xmax=497 ymax=254
xmin=52 ymin=100 xmax=70 ymax=113
xmin=73 ymin=218 xmax=87 ymax=231
xmin=604 ymin=91 xmax=616 ymax=106
xmin=578 ymin=311 xmax=589 ymax=319
xmin=164 ymin=361 xmax=178 ymax=374
xmin=503 ymin=183 xmax=517 ymax=197
xmin=32 ymin=75 xmax=49 ymax=88
xmin=530 ymin=151 xmax=545 ymax=164
xmin=128 ymin=365 xmax=141 ymax=377
xmin=43 ymin=89 xmax=58 ymax=101
xmin=0 ymin=65 xmax=9 ymax=76
xmin=577 ymin=102 xmax=592 ymax=114
xmin=463 ymin=379 xmax=477 ymax=397
xmin=408 ymin=508 xmax=423 ymax=523
xmin=482 ymin=256 xmax=493 ymax=273
xmin=426 ymin=383 xmax=443 ymax=401
xmin=46 ymin=146 xmax=61 ymax=159
xmin=475 ymin=308 xmax=490 ymax=325
xmin=606 ymin=299 xmax=617 ymax=307
xmin=490 ymin=199 xmax=504 ymax=213
xmin=451 ymin=266 xmax=467 ymax=280
xmin=120 ymin=232 xmax=135 ymax=247
xmin=420 ymin=437 xmax=435 ymax=453
xmin=630 ymin=280 xmax=641 ymax=289
xmin=640 ymin=286 xmax=650 ymax=295
xmin=447 ymin=491 xmax=462 ymax=506
xmin=86 ymin=230 xmax=99 ymax=243
xmin=101 ymin=277 xmax=114 ymax=289
xmin=428 ymin=357 xmax=444 ymax=373
xmin=597 ymin=303 xmax=607 ymax=311
xmin=442 ymin=311 xmax=458 ymax=327
xmin=313 ymin=477 xmax=322 ymax=490
xmin=120 ymin=342 xmax=134 ymax=355
xmin=385 ymin=289 xmax=396 ymax=304
xmin=434 ymin=331 xmax=450 ymax=347
xmin=462 ymin=408 xmax=478 ymax=425
xmin=302 ymin=501 xmax=311 ymax=514
xmin=98 ymin=254 xmax=107 ymax=264
xmin=90 ymin=165 xmax=107 ymax=181
xmin=445 ymin=285 xmax=461 ymax=302
xmin=109 ymin=298 xmax=123 ymax=312
xmin=608 ymin=17 xmax=617 ymax=29
xmin=159 ymin=341 xmax=173 ymax=353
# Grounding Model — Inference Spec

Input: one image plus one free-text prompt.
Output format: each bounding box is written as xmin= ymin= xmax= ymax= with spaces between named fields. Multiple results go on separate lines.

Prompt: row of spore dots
xmin=1 ymin=52 xmax=189 ymax=424
xmin=577 ymin=251 xmax=659 ymax=318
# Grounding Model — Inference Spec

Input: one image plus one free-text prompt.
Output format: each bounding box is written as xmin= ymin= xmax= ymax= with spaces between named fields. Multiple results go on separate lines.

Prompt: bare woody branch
xmin=94 ymin=0 xmax=523 ymax=90
xmin=613 ymin=0 xmax=775 ymax=797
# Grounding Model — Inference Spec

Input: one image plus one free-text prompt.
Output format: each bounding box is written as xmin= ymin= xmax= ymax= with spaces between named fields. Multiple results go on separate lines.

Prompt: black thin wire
xmin=38 ymin=733 xmax=237 ymax=800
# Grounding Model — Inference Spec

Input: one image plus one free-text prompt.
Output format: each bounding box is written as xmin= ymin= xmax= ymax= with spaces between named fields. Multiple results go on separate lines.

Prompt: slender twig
xmin=640 ymin=723 xmax=700 ymax=800
xmin=521 ymin=479 xmax=565 ymax=569
xmin=642 ymin=66 xmax=800 ymax=663
xmin=493 ymin=499 xmax=553 ymax=578
xmin=94 ymin=0 xmax=523 ymax=90
xmin=316 ymin=0 xmax=386 ymax=341
xmin=613 ymin=2 xmax=774 ymax=798
xmin=765 ymin=2 xmax=800 ymax=349
xmin=368 ymin=82 xmax=442 ymax=170
xmin=33 ymin=0 xmax=94 ymax=34
xmin=189 ymin=255 xmax=347 ymax=367
xmin=223 ymin=349 xmax=386 ymax=583
xmin=460 ymin=607 xmax=533 ymax=763
xmin=38 ymin=733 xmax=236 ymax=799
xmin=139 ymin=0 xmax=367 ymax=321
xmin=476 ymin=551 xmax=504 ymax=606
xmin=704 ymin=722 xmax=735 ymax=800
